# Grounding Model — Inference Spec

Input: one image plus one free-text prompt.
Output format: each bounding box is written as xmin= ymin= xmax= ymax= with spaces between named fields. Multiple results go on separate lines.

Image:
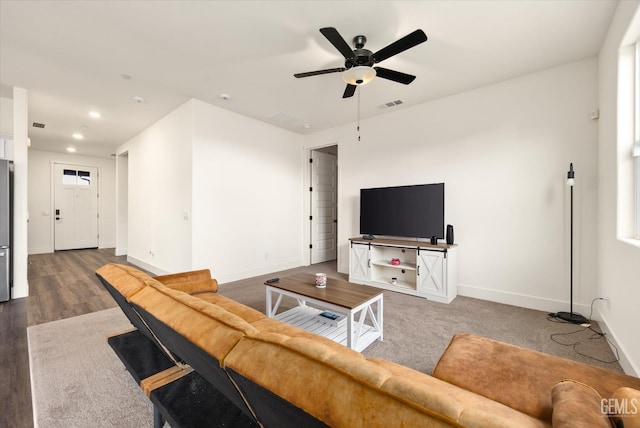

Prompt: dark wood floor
xmin=0 ymin=249 xmax=134 ymax=428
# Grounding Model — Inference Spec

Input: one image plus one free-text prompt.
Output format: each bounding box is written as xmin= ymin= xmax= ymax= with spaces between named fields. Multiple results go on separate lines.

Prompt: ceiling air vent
xmin=32 ymin=122 xmax=45 ymax=128
xmin=378 ymin=100 xmax=404 ymax=109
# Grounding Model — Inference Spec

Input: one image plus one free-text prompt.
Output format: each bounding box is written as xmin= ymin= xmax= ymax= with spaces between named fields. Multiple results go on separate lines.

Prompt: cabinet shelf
xmin=349 ymin=237 xmax=458 ymax=303
xmin=370 ymin=260 xmax=416 ymax=271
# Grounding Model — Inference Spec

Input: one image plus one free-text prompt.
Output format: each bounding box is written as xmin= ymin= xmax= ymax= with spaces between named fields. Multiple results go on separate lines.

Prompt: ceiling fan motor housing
xmin=344 ymin=35 xmax=374 ymax=70
xmin=346 ymin=48 xmax=374 ymax=69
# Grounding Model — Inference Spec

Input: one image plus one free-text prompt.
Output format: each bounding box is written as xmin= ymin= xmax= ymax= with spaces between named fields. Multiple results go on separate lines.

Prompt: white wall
xmin=597 ymin=0 xmax=640 ymax=376
xmin=12 ymin=88 xmax=29 ymax=298
xmin=118 ymin=100 xmax=193 ymax=275
xmin=0 ymin=97 xmax=13 ymax=136
xmin=119 ymin=98 xmax=304 ymax=281
xmin=305 ymin=58 xmax=599 ymax=316
xmin=115 ymin=153 xmax=128 ymax=256
xmin=27 ymin=149 xmax=116 ymax=254
xmin=191 ymin=99 xmax=304 ymax=283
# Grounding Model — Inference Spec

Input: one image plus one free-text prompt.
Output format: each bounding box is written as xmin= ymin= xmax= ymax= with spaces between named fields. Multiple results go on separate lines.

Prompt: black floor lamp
xmin=556 ymin=163 xmax=588 ymax=324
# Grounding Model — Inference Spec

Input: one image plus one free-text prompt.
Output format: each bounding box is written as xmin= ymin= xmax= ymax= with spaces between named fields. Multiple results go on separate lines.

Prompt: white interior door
xmin=54 ymin=164 xmax=99 ymax=250
xmin=310 ymin=150 xmax=337 ymax=264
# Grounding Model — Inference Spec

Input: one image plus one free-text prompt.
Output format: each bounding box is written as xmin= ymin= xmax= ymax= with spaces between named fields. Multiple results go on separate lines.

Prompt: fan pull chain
xmin=357 ymin=85 xmax=361 ymax=142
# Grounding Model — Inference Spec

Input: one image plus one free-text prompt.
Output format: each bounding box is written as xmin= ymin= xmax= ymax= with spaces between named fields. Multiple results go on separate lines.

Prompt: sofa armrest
xmin=432 ymin=333 xmax=640 ymax=424
xmin=611 ymin=387 xmax=640 ymax=428
xmin=165 ymin=278 xmax=219 ymax=294
xmin=155 ymin=269 xmax=218 ymax=294
xmin=155 ymin=269 xmax=211 ymax=285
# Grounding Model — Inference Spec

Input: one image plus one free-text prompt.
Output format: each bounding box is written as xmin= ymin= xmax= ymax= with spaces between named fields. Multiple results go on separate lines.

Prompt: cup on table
xmin=315 ymin=273 xmax=327 ymax=288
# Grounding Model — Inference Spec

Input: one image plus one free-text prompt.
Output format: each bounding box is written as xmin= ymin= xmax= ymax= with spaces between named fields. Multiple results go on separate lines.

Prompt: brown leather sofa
xmin=96 ymin=263 xmax=640 ymax=427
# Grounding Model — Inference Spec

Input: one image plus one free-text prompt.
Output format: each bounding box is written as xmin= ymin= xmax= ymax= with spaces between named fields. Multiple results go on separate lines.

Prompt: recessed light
xmin=72 ymin=133 xmax=84 ymax=140
xmin=66 ymin=147 xmax=77 ymax=153
xmin=219 ymin=93 xmax=230 ymax=101
xmin=132 ymin=96 xmax=145 ymax=103
xmin=89 ymin=111 xmax=101 ymax=119
xmin=303 ymin=124 xmax=312 ymax=129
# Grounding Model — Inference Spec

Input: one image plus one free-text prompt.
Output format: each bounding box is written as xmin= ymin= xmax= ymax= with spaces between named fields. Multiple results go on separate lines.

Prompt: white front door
xmin=310 ymin=150 xmax=337 ymax=264
xmin=54 ymin=164 xmax=99 ymax=250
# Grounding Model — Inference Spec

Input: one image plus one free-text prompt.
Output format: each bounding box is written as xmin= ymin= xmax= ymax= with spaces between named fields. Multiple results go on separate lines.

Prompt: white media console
xmin=349 ymin=237 xmax=458 ymax=303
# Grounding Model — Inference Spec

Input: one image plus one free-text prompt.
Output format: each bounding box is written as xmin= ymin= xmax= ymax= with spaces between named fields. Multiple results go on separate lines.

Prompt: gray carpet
xmin=219 ymin=261 xmax=623 ymax=374
xmin=27 ymin=308 xmax=154 ymax=427
xmin=27 ymin=262 xmax=623 ymax=425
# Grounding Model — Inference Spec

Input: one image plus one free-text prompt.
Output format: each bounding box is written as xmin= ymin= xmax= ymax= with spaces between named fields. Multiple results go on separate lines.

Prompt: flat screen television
xmin=359 ymin=183 xmax=444 ymax=239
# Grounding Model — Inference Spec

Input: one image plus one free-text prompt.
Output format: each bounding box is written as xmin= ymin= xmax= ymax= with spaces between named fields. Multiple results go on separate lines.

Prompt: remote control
xmin=266 ymin=278 xmax=279 ymax=283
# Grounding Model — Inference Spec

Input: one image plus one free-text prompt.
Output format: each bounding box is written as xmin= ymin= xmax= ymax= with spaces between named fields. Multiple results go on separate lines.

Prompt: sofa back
xmin=96 ymin=264 xmax=261 ymax=421
xmin=97 ymin=264 xmax=547 ymax=428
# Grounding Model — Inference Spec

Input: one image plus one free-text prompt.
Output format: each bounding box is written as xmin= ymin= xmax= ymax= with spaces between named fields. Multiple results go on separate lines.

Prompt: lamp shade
xmin=343 ymin=66 xmax=376 ymax=85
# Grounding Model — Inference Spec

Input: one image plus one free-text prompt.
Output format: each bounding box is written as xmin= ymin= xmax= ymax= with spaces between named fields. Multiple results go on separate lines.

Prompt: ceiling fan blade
xmin=320 ymin=27 xmax=356 ymax=61
xmin=294 ymin=67 xmax=346 ymax=78
xmin=372 ymin=29 xmax=428 ymax=63
xmin=373 ymin=67 xmax=416 ymax=85
xmin=342 ymin=84 xmax=357 ymax=98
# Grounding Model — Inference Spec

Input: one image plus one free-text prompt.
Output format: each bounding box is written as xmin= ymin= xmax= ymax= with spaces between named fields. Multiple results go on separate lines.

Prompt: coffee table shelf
xmin=273 ymin=306 xmax=381 ymax=350
xmin=265 ymin=273 xmax=383 ymax=352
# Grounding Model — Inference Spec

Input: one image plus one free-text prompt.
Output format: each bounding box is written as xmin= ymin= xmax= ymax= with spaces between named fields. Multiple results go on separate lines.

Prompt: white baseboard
xmin=125 ymin=256 xmax=170 ymax=276
xmin=114 ymin=247 xmax=127 ymax=256
xmin=125 ymin=257 xmax=303 ymax=285
xmin=28 ymin=247 xmax=53 ymax=255
xmin=338 ymin=263 xmax=349 ymax=275
xmin=457 ymin=283 xmax=594 ymax=320
xmin=458 ymin=283 xmax=640 ymax=374
xmin=596 ymin=312 xmax=639 ymax=376
xmin=216 ymin=260 xmax=303 ymax=285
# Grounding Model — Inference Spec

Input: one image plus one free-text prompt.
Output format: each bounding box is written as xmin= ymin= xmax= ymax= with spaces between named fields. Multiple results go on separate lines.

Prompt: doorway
xmin=53 ymin=163 xmax=99 ymax=250
xmin=309 ymin=146 xmax=338 ymax=264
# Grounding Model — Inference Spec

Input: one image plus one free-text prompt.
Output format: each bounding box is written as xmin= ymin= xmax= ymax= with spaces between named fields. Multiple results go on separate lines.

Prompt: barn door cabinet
xmin=348 ymin=237 xmax=457 ymax=303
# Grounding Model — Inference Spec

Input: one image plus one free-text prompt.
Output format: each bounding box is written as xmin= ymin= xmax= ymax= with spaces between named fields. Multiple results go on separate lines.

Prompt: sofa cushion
xmin=96 ymin=264 xmax=149 ymax=299
xmin=195 ymin=292 xmax=265 ymax=323
xmin=163 ymin=279 xmax=218 ymax=294
xmin=128 ymin=280 xmax=260 ymax=363
xmin=154 ymin=269 xmax=212 ymax=286
xmin=249 ymin=317 xmax=356 ymax=350
xmin=370 ymin=358 xmax=548 ymax=428
xmin=432 ymin=333 xmax=640 ymax=424
xmin=551 ymin=380 xmax=612 ymax=428
xmin=611 ymin=387 xmax=640 ymax=428
xmin=225 ymin=333 xmax=547 ymax=428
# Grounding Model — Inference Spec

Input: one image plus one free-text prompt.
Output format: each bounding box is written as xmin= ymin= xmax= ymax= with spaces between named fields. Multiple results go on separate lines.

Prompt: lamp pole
xmin=556 ymin=163 xmax=588 ymax=324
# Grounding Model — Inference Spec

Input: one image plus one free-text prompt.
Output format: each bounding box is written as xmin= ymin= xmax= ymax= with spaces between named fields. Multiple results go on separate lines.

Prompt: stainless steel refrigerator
xmin=0 ymin=159 xmax=13 ymax=302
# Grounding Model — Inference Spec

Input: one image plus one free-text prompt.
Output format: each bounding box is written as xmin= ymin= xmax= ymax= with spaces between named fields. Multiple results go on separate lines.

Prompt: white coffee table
xmin=265 ymin=273 xmax=383 ymax=352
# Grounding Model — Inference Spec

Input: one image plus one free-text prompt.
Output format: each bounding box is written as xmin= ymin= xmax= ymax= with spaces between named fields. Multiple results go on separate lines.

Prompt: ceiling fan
xmin=294 ymin=27 xmax=428 ymax=98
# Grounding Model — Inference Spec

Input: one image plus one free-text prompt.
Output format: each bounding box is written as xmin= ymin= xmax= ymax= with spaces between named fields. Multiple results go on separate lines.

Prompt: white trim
xmin=125 ymin=256 xmax=170 ymax=276
xmin=597 ymin=311 xmax=639 ymax=376
xmin=216 ymin=259 xmax=302 ymax=285
xmin=28 ymin=247 xmax=52 ymax=255
xmin=457 ymin=283 xmax=595 ymax=320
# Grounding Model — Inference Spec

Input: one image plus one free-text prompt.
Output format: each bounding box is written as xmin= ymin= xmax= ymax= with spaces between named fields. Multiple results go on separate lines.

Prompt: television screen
xmin=359 ymin=183 xmax=444 ymax=239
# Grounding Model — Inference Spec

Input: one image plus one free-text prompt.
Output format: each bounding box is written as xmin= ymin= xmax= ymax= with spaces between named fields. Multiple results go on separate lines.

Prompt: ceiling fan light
xmin=342 ymin=66 xmax=376 ymax=85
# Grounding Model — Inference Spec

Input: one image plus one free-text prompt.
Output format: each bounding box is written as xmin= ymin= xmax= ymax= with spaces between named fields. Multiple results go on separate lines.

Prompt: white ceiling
xmin=0 ymin=0 xmax=618 ymax=158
